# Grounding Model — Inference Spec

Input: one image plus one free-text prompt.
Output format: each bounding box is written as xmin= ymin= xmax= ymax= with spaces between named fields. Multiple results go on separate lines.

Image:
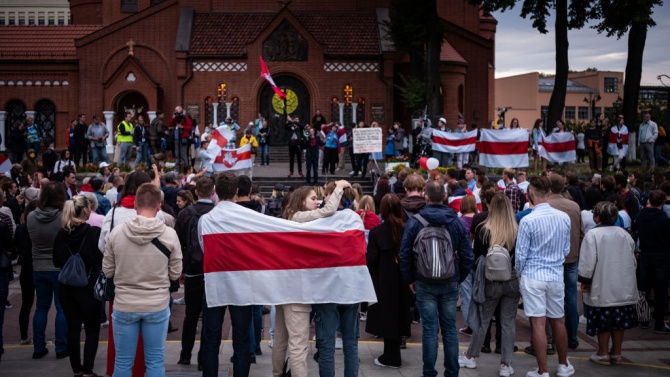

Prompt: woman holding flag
xmin=607 ymin=115 xmax=628 ymax=172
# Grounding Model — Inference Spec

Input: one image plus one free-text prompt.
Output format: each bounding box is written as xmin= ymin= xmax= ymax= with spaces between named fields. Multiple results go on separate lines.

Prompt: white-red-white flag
xmin=260 ymin=57 xmax=286 ymax=100
xmin=0 ymin=156 xmax=12 ymax=175
xmin=477 ymin=129 xmax=529 ymax=168
xmin=200 ymin=202 xmax=377 ymax=307
xmin=432 ymin=129 xmax=477 ymax=154
xmin=539 ymin=132 xmax=576 ymax=163
xmin=206 ymin=126 xmax=252 ymax=171
xmin=607 ymin=125 xmax=629 ymax=156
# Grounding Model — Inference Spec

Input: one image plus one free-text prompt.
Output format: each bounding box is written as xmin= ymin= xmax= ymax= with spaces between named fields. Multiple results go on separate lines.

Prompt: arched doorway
xmin=114 ymin=91 xmax=149 ymax=125
xmin=35 ymin=99 xmax=56 ymax=149
xmin=259 ymin=76 xmax=310 ymax=145
xmin=5 ymin=99 xmax=26 ymax=130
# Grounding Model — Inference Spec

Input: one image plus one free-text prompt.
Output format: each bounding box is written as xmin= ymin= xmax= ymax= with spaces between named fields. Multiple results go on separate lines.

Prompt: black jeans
xmin=288 ymin=144 xmax=302 ymax=173
xmin=305 ymin=152 xmax=319 ymax=185
xmin=201 ymin=301 xmax=252 ymax=377
xmin=379 ymin=337 xmax=402 ymax=367
xmin=59 ymin=283 xmax=101 ymax=374
xmin=639 ymin=254 xmax=669 ymax=330
xmin=180 ymin=275 xmax=205 ymax=363
xmin=355 ymin=153 xmax=370 ymax=177
xmin=349 ymin=147 xmax=358 ymax=173
xmin=75 ymin=142 xmax=88 ymax=166
xmin=19 ymin=265 xmax=35 ymax=340
xmin=324 ymin=147 xmax=338 ymax=174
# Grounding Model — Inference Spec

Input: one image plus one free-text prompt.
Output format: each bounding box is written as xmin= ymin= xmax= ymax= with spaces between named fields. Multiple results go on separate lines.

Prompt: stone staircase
xmin=253 ymin=175 xmax=375 ymax=200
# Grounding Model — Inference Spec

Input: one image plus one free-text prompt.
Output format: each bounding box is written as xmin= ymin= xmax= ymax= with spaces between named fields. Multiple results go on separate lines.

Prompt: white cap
xmin=248 ymin=121 xmax=254 ymax=126
xmin=99 ymin=162 xmax=110 ymax=169
xmin=439 ymin=117 xmax=447 ymax=125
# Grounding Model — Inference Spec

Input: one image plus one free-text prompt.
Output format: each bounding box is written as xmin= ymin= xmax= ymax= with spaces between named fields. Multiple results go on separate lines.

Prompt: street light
xmin=657 ymin=74 xmax=670 ymax=87
xmin=583 ymin=94 xmax=601 ymax=120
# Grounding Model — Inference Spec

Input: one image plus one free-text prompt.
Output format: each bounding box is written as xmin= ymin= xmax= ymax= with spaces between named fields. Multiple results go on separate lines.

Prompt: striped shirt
xmin=515 ymin=203 xmax=571 ymax=282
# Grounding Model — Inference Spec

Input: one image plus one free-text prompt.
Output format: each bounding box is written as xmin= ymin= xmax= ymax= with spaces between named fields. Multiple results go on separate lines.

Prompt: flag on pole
xmin=260 ymin=57 xmax=286 ymax=100
xmin=432 ymin=129 xmax=477 ymax=153
xmin=477 ymin=129 xmax=529 ymax=168
xmin=200 ymin=202 xmax=378 ymax=307
xmin=206 ymin=126 xmax=252 ymax=171
xmin=538 ymin=132 xmax=576 ymax=163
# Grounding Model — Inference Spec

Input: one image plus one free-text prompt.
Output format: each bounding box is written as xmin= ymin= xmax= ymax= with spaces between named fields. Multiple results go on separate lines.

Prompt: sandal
xmin=609 ymin=354 xmax=623 ymax=365
xmin=589 ymin=354 xmax=610 ymax=366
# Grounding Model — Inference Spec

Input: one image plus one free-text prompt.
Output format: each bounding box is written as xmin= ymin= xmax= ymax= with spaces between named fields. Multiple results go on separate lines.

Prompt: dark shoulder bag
xmin=94 ymin=208 xmax=116 ymax=301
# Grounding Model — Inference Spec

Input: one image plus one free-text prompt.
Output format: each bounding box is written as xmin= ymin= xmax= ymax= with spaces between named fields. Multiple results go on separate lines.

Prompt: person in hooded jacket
xmin=400 ymin=174 xmax=426 ymax=221
xmin=53 ymin=195 xmax=103 ymax=377
xmin=103 ymin=183 xmax=182 ymax=377
xmin=27 ymin=181 xmax=68 ymax=359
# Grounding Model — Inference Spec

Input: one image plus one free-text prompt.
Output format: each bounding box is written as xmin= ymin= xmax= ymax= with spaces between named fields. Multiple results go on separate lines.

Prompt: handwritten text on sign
xmin=353 ymin=128 xmax=383 ymax=154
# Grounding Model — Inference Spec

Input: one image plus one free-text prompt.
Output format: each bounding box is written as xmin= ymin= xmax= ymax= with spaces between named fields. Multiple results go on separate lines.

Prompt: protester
xmin=53 ymin=195 xmax=103 ymax=377
xmin=578 ymin=202 xmax=638 ymax=365
xmin=103 ymin=183 xmax=182 ymax=377
xmin=366 ymin=193 xmax=411 ymax=368
xmin=0 ymin=201 xmax=16 ymax=363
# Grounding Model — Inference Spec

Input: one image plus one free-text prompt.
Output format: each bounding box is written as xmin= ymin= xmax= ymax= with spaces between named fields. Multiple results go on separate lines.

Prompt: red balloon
xmin=419 ymin=157 xmax=429 ymax=170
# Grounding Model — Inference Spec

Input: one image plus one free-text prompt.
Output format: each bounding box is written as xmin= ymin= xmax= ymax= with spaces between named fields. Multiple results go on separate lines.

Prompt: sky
xmin=493 ymin=5 xmax=670 ymax=86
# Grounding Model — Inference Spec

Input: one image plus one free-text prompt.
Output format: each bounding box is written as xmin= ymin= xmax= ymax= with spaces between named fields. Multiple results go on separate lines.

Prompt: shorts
xmin=519 ymin=276 xmax=565 ymax=318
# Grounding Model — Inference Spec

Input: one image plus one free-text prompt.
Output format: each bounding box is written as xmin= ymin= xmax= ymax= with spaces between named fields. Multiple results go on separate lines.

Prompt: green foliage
xmin=565 ymin=120 xmax=589 ymax=133
xmin=637 ymin=100 xmax=668 ymax=125
xmin=395 ymin=74 xmax=426 ymax=110
xmin=590 ymin=0 xmax=663 ymax=39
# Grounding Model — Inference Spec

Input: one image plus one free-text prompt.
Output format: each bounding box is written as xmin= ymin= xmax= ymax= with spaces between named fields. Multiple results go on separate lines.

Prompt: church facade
xmin=0 ymin=0 xmax=496 ymax=152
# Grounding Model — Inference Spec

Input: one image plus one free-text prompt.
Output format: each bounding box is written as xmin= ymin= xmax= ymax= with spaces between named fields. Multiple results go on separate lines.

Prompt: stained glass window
xmin=343 ymin=84 xmax=353 ymax=105
xmin=231 ymin=96 xmax=240 ymax=123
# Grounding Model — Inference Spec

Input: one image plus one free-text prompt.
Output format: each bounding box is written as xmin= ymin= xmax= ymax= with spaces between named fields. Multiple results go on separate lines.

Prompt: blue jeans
xmin=0 ymin=271 xmax=9 ymax=357
xmin=249 ymin=305 xmax=262 ymax=355
xmin=563 ymin=262 xmax=579 ymax=345
xmin=315 ymin=303 xmax=360 ymax=377
xmin=33 ymin=271 xmax=68 ymax=353
xmin=259 ymin=143 xmax=269 ymax=165
xmin=201 ymin=303 xmax=252 ymax=377
xmin=655 ymin=145 xmax=669 ymax=165
xmin=133 ymin=143 xmax=152 ymax=168
xmin=416 ymin=280 xmax=459 ymax=377
xmin=91 ymin=145 xmax=108 ymax=164
xmin=112 ymin=306 xmax=170 ymax=377
xmin=459 ymin=272 xmax=473 ymax=328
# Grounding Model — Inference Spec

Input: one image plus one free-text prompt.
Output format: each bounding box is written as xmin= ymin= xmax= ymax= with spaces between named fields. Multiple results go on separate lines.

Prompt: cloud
xmin=493 ymin=5 xmax=670 ymax=85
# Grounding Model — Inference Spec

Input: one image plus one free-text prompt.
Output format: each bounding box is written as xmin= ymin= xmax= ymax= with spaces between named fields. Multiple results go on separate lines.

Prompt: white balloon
xmin=426 ymin=157 xmax=439 ymax=170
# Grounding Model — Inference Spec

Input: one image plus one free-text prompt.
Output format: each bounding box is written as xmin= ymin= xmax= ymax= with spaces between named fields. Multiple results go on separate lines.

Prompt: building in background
xmin=0 ymin=0 xmax=71 ymax=26
xmin=0 ymin=0 xmax=496 ymax=153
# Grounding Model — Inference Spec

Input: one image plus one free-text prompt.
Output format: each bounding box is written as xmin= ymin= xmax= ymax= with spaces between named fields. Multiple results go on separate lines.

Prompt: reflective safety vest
xmin=117 ymin=121 xmax=134 ymax=143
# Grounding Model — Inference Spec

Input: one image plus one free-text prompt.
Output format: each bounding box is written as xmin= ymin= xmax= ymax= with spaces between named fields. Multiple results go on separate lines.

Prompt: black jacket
xmin=175 ymin=202 xmax=215 ymax=275
xmin=365 ymin=221 xmax=412 ymax=339
xmin=52 ymin=224 xmax=102 ymax=284
xmin=635 ymin=207 xmax=670 ymax=254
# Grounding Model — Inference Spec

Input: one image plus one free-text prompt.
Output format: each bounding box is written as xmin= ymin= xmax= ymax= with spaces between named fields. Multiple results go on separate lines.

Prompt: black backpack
xmin=412 ymin=214 xmax=456 ymax=282
xmin=267 ymin=197 xmax=283 ymax=218
xmin=182 ymin=206 xmax=206 ymax=275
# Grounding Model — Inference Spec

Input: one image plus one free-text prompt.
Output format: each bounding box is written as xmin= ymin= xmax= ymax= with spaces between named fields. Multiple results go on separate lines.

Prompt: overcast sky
xmin=493 ymin=5 xmax=670 ymax=86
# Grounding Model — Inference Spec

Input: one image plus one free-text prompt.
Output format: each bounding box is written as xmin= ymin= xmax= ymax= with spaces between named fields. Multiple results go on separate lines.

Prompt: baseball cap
xmin=274 ymin=183 xmax=285 ymax=192
xmin=439 ymin=117 xmax=447 ymax=124
xmin=99 ymin=162 xmax=110 ymax=169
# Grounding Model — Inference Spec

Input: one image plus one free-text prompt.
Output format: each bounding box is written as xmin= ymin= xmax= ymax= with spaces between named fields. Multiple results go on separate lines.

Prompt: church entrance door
xmin=259 ymin=76 xmax=310 ymax=146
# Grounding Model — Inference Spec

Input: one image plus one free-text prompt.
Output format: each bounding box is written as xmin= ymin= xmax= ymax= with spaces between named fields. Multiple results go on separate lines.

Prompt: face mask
xmin=29 ymin=154 xmax=35 ymax=159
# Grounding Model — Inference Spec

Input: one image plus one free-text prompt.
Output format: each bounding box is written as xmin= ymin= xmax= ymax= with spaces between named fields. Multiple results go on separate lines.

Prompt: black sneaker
xmin=481 ymin=345 xmax=491 ymax=353
xmin=568 ymin=340 xmax=579 ymax=349
xmin=255 ymin=347 xmax=262 ymax=356
xmin=547 ymin=344 xmax=556 ymax=355
xmin=177 ymin=358 xmax=190 ymax=365
xmin=524 ymin=345 xmax=535 ymax=356
xmin=400 ymin=337 xmax=407 ymax=350
xmin=56 ymin=350 xmax=69 ymax=359
xmin=32 ymin=349 xmax=49 ymax=359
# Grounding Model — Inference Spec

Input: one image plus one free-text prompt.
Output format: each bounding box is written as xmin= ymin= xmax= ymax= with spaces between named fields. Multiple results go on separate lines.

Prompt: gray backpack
xmin=412 ymin=214 xmax=455 ymax=282
xmin=485 ymin=244 xmax=512 ymax=281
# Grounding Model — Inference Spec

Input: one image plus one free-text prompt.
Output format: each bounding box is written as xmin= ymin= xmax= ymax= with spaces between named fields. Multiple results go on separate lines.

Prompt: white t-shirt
xmin=581 ymin=210 xmax=597 ymax=234
xmin=105 ymin=187 xmax=118 ymax=207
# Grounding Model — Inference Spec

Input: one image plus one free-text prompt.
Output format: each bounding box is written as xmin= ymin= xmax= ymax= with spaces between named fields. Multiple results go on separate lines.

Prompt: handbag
xmin=57 ymin=234 xmax=90 ymax=287
xmin=93 ymin=270 xmax=115 ymax=302
xmin=281 ymin=358 xmax=291 ymax=377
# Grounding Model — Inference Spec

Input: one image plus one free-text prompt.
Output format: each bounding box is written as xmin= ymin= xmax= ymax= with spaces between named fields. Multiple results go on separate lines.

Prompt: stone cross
xmin=126 ymin=39 xmax=135 ymax=56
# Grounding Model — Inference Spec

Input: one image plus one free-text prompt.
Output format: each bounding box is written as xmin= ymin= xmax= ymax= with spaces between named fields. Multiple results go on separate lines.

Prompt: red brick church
xmin=0 ymin=0 xmax=496 ymax=152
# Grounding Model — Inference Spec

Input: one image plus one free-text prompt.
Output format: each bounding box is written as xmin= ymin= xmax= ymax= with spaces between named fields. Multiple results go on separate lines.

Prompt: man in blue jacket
xmin=399 ymin=180 xmax=474 ymax=377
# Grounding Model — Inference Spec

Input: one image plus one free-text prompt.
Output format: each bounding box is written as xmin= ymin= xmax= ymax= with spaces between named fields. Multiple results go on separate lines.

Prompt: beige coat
xmin=548 ymin=193 xmax=584 ymax=264
xmin=103 ymin=215 xmax=182 ymax=313
xmin=578 ymin=226 xmax=637 ymax=307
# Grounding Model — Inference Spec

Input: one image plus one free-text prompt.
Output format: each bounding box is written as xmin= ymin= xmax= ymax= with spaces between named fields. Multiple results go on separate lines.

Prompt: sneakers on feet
xmin=458 ymin=327 xmax=473 ymax=336
xmin=458 ymin=352 xmax=477 ymax=369
xmin=525 ymin=369 xmax=549 ymax=377
xmin=268 ymin=336 xmax=274 ymax=349
xmin=557 ymin=360 xmax=575 ymax=377
xmin=20 ymin=338 xmax=33 ymax=345
xmin=335 ymin=337 xmax=343 ymax=349
xmin=499 ymin=363 xmax=515 ymax=377
xmin=654 ymin=326 xmax=670 ymax=334
xmin=359 ymin=312 xmax=367 ymax=321
xmin=589 ymin=354 xmax=610 ymax=366
xmin=173 ymin=297 xmax=185 ymax=305
xmin=374 ymin=357 xmax=400 ymax=369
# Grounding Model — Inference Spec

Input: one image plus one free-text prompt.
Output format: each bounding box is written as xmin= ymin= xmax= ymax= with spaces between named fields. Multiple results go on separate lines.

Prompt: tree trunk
xmin=547 ymin=0 xmax=569 ymax=132
xmin=623 ymin=21 xmax=647 ymax=134
xmin=425 ymin=0 xmax=442 ymax=125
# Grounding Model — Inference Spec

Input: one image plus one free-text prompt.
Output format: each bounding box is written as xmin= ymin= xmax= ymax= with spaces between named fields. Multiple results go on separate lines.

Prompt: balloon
xmin=426 ymin=157 xmax=439 ymax=170
xmin=419 ymin=157 xmax=428 ymax=170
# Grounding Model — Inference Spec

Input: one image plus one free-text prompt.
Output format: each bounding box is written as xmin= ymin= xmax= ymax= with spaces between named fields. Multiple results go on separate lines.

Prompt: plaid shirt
xmin=504 ymin=181 xmax=523 ymax=213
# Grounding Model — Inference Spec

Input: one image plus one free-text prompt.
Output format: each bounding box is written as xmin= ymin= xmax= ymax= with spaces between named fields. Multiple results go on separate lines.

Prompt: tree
xmin=473 ymin=0 xmax=592 ymax=130
xmin=589 ymin=0 xmax=663 ymax=139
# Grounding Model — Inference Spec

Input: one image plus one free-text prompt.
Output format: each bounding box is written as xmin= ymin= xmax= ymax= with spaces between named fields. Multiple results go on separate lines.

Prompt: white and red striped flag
xmin=477 ymin=129 xmax=529 ymax=168
xmin=432 ymin=129 xmax=477 ymax=154
xmin=0 ymin=155 xmax=12 ymax=175
xmin=260 ymin=56 xmax=287 ymax=100
xmin=206 ymin=126 xmax=252 ymax=171
xmin=200 ymin=202 xmax=377 ymax=307
xmin=538 ymin=132 xmax=576 ymax=163
xmin=607 ymin=125 xmax=629 ymax=156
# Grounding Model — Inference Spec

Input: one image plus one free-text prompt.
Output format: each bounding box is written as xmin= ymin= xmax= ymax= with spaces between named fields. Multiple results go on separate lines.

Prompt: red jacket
xmin=168 ymin=114 xmax=193 ymax=139
xmin=356 ymin=210 xmax=381 ymax=230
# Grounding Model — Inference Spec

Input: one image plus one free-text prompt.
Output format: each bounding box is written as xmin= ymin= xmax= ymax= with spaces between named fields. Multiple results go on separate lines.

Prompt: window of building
xmin=38 ymin=13 xmax=45 ymax=25
xmin=604 ymin=77 xmax=618 ymax=93
xmin=578 ymin=106 xmax=589 ymax=120
xmin=231 ymin=96 xmax=240 ymax=123
xmin=18 ymin=12 xmax=25 ymax=25
xmin=48 ymin=13 xmax=55 ymax=25
xmin=357 ymin=97 xmax=365 ymax=124
xmin=8 ymin=12 xmax=15 ymax=25
xmin=5 ymin=99 xmax=26 ymax=132
xmin=58 ymin=12 xmax=65 ymax=25
xmin=121 ymin=0 xmax=138 ymax=13
xmin=35 ymin=99 xmax=56 ymax=148
xmin=564 ymin=106 xmax=576 ymax=120
xmin=216 ymin=83 xmax=227 ymax=124
xmin=0 ymin=19 xmax=5 ymax=26
xmin=331 ymin=97 xmax=339 ymax=123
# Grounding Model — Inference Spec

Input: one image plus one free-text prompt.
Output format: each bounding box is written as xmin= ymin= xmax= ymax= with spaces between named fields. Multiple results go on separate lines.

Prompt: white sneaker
xmin=101 ymin=321 xmax=109 ymax=327
xmin=374 ymin=357 xmax=400 ymax=369
xmin=20 ymin=338 xmax=33 ymax=345
xmin=458 ymin=352 xmax=477 ymax=369
xmin=556 ymin=360 xmax=575 ymax=377
xmin=359 ymin=312 xmax=367 ymax=321
xmin=335 ymin=337 xmax=343 ymax=349
xmin=173 ymin=297 xmax=185 ymax=305
xmin=579 ymin=315 xmax=587 ymax=324
xmin=268 ymin=336 xmax=274 ymax=349
xmin=525 ymin=369 xmax=549 ymax=377
xmin=499 ymin=364 xmax=515 ymax=377
xmin=349 ymin=171 xmax=355 ymax=176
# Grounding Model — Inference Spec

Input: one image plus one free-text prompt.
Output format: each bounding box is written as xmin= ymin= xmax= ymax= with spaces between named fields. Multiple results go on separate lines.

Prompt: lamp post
xmin=583 ymin=94 xmax=602 ymax=121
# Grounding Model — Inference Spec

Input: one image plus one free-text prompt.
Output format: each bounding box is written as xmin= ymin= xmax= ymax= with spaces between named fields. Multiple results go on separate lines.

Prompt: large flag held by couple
xmin=200 ymin=202 xmax=378 ymax=307
xmin=539 ymin=132 xmax=577 ymax=163
xmin=205 ymin=126 xmax=252 ymax=171
xmin=477 ymin=129 xmax=529 ymax=168
xmin=432 ymin=129 xmax=477 ymax=153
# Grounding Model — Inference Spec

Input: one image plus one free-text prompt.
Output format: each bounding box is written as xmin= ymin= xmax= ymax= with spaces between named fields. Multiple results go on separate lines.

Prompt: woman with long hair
xmin=27 ymin=181 xmax=68 ymax=359
xmin=373 ymin=176 xmax=391 ymax=214
xmin=15 ymin=201 xmax=38 ymax=346
xmin=273 ymin=180 xmax=351 ymax=377
xmin=531 ymin=119 xmax=546 ymax=172
xmin=509 ymin=118 xmax=521 ymax=129
xmin=176 ymin=190 xmax=195 ymax=210
xmin=366 ymin=194 xmax=411 ymax=368
xmin=53 ymin=195 xmax=103 ymax=377
xmin=459 ymin=194 xmax=520 ymax=377
xmin=457 ymin=194 xmax=478 ymax=336
xmin=54 ymin=149 xmax=75 ymax=175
